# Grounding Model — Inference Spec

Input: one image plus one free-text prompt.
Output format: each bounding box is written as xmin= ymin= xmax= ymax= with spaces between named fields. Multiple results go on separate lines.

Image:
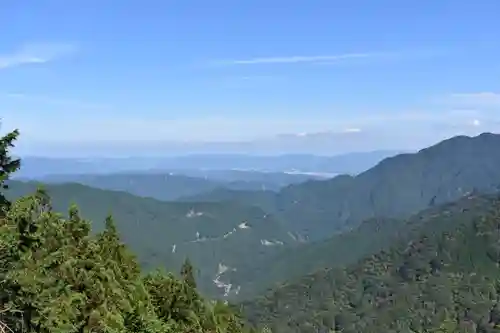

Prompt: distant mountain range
xmin=14 ymin=150 xmax=400 ymax=179
xmin=32 ymin=171 xmax=323 ymax=201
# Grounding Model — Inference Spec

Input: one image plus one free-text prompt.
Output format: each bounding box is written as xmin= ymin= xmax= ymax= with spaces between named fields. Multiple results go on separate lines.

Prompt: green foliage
xmin=241 ymin=194 xmax=500 ymax=333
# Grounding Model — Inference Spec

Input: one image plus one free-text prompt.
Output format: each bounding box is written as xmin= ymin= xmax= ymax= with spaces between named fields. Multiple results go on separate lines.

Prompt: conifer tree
xmin=0 ymin=128 xmax=20 ymax=214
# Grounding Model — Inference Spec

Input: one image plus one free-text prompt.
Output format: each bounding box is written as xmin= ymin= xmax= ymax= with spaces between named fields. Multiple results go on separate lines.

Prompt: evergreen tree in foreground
xmin=0 ymin=128 xmax=20 ymax=214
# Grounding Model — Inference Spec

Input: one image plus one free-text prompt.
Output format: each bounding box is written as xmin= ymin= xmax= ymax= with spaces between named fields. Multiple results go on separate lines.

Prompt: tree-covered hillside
xmin=185 ymin=133 xmax=500 ymax=240
xmin=241 ymin=193 xmax=500 ymax=333
xmin=226 ymin=190 xmax=499 ymax=300
xmin=5 ymin=180 xmax=299 ymax=298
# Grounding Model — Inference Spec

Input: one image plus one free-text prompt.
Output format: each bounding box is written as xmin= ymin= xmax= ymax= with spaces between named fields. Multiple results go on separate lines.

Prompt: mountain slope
xmin=241 ymin=193 xmax=500 ymax=333
xmin=225 ymin=217 xmax=403 ymax=301
xmin=227 ymin=190 xmax=494 ymax=300
xmin=5 ymin=181 xmax=299 ymax=298
xmin=185 ymin=133 xmax=500 ymax=240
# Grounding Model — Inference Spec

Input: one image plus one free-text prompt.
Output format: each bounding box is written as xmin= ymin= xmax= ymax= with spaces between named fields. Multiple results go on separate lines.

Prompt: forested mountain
xmin=185 ymin=133 xmax=500 ymax=240
xmin=241 ymin=193 xmax=500 ymax=333
xmin=5 ymin=180 xmax=299 ymax=298
xmin=228 ymin=188 xmax=500 ymax=300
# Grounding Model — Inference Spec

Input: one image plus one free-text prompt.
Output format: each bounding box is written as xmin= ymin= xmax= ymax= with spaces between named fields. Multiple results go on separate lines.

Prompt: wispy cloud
xmin=210 ymin=48 xmax=446 ymax=67
xmin=213 ymin=52 xmax=393 ymax=66
xmin=447 ymin=92 xmax=500 ymax=107
xmin=0 ymin=42 xmax=77 ymax=70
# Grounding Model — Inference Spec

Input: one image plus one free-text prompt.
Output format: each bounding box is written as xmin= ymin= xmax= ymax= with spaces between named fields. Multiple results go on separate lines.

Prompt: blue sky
xmin=1 ymin=0 xmax=500 ymax=155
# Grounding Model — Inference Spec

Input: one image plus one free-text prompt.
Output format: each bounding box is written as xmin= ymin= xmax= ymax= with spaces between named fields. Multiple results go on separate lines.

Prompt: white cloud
xmin=343 ymin=128 xmax=362 ymax=133
xmin=0 ymin=42 xmax=76 ymax=70
xmin=213 ymin=49 xmax=442 ymax=66
xmin=211 ymin=52 xmax=394 ymax=66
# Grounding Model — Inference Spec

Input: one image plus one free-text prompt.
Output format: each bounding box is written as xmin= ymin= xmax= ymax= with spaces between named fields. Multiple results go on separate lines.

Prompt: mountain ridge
xmin=183 ymin=132 xmax=500 ymax=240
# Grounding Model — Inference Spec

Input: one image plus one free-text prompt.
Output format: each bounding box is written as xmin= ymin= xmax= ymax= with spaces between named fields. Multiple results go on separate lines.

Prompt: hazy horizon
xmin=7 ymin=130 xmax=493 ymax=158
xmin=15 ymin=148 xmax=405 ymax=159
